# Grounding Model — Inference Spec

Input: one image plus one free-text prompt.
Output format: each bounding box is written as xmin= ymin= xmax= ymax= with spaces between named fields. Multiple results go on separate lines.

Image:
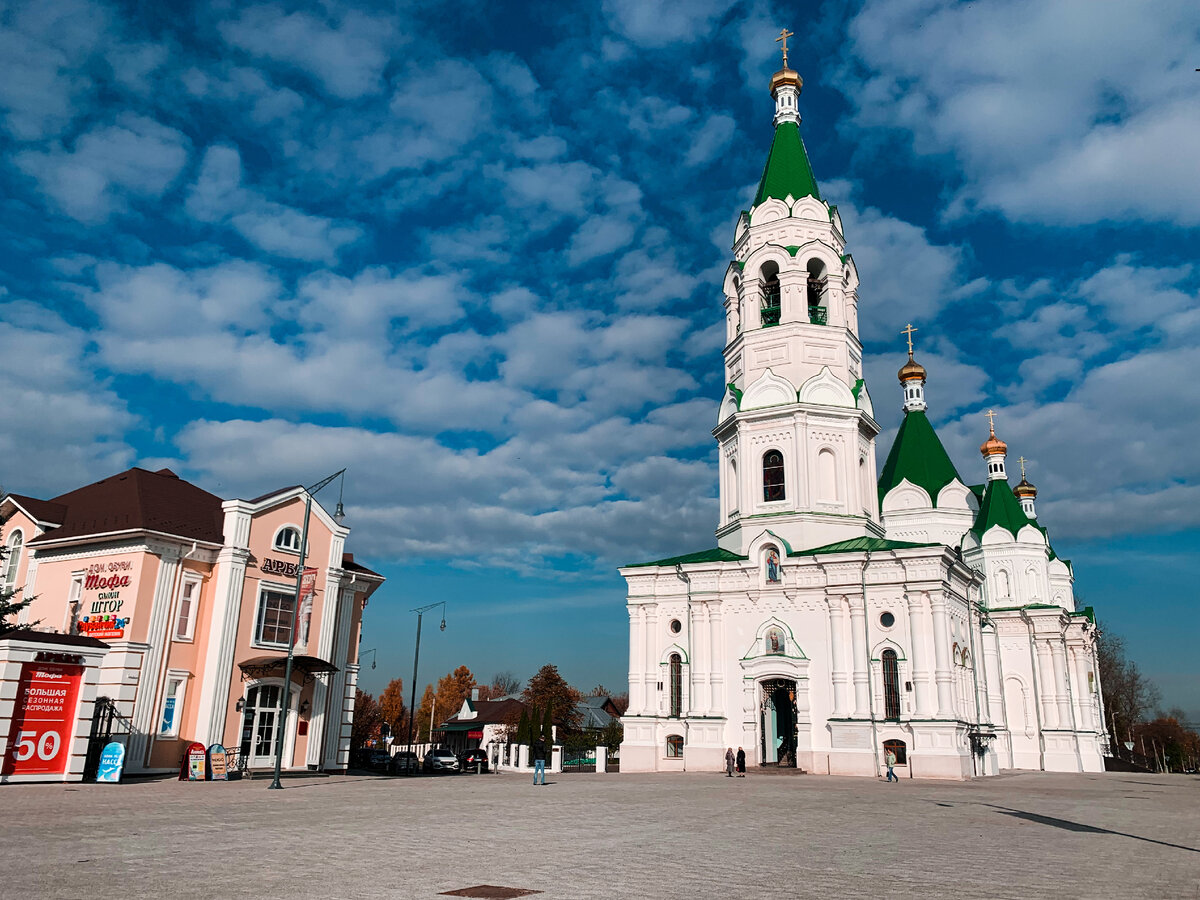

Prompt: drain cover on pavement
xmin=439 ymin=887 xmax=542 ymax=899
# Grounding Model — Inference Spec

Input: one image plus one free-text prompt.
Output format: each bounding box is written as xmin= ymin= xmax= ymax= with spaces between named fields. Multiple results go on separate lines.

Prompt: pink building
xmin=0 ymin=467 xmax=383 ymax=775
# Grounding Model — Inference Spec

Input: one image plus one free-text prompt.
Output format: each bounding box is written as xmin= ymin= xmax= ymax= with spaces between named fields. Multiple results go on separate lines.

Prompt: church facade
xmin=618 ymin=52 xmax=1107 ymax=779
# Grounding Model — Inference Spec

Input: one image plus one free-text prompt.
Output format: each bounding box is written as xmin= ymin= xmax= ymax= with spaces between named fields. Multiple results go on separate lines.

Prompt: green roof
xmin=971 ymin=478 xmax=1032 ymax=538
xmin=796 ymin=536 xmax=939 ymax=556
xmin=624 ymin=548 xmax=747 ymax=569
xmin=752 ymin=121 xmax=820 ymax=207
xmin=877 ymin=410 xmax=964 ymax=507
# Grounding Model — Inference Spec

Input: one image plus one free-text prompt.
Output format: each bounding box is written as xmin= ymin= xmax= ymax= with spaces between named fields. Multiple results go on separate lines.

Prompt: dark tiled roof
xmin=624 ymin=547 xmax=748 ymax=568
xmin=247 ymin=484 xmax=302 ymax=505
xmin=342 ymin=552 xmax=382 ymax=577
xmin=441 ymin=698 xmax=525 ymax=727
xmin=28 ymin=467 xmax=224 ymax=545
xmin=4 ymin=493 xmax=68 ymax=525
xmin=0 ymin=629 xmax=109 ymax=649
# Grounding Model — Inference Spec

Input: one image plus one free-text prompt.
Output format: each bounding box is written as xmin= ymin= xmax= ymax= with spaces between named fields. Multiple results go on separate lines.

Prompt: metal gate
xmin=82 ymin=696 xmax=132 ymax=782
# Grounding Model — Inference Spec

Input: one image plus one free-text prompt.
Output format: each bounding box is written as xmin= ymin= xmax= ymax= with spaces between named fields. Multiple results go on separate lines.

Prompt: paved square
xmin=1 ymin=771 xmax=1196 ymax=899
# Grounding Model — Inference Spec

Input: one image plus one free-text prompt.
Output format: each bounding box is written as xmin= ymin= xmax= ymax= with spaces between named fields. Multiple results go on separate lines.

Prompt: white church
xmin=618 ymin=45 xmax=1107 ymax=779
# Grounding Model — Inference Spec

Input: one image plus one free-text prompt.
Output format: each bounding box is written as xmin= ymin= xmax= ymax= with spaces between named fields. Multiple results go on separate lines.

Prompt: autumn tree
xmin=350 ymin=689 xmax=382 ymax=751
xmin=523 ymin=664 xmax=582 ymax=731
xmin=1097 ymin=620 xmax=1160 ymax=754
xmin=436 ymin=665 xmax=477 ymax=720
xmin=414 ymin=684 xmax=436 ymax=743
xmin=378 ymin=677 xmax=407 ymax=740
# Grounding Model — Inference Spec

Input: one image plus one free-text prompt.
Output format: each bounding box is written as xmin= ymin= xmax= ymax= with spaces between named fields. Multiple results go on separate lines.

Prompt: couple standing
xmin=724 ymin=747 xmax=746 ymax=777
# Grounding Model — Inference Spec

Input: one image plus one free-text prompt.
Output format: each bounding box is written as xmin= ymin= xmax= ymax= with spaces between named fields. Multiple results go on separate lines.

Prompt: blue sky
xmin=2 ymin=0 xmax=1197 ymax=719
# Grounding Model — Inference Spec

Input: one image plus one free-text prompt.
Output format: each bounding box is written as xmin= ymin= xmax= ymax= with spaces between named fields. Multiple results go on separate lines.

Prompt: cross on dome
xmin=985 ymin=408 xmax=997 ymax=436
xmin=776 ymin=27 xmax=794 ymax=67
xmin=901 ymin=323 xmax=917 ymax=358
xmin=1018 ymin=456 xmax=1027 ymax=478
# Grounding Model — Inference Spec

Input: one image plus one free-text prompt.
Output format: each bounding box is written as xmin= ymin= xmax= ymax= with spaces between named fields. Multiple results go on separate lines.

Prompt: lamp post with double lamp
xmin=268 ymin=468 xmax=346 ymax=791
xmin=406 ymin=601 xmax=446 ymax=773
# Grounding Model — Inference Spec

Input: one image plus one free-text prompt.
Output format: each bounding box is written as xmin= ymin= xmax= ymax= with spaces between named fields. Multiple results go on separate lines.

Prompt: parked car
xmin=423 ymin=747 xmax=461 ymax=774
xmin=389 ymin=751 xmax=420 ymax=774
xmin=368 ymin=750 xmax=392 ymax=772
xmin=457 ymin=748 xmax=489 ymax=773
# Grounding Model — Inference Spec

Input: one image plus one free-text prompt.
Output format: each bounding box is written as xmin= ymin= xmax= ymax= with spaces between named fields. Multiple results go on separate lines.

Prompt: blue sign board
xmin=96 ymin=741 xmax=126 ymax=784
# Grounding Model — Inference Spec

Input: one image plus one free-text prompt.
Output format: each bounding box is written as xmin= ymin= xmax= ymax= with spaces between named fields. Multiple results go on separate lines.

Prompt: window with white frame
xmin=254 ymin=587 xmax=296 ymax=647
xmin=159 ymin=671 xmax=189 ymax=737
xmin=65 ymin=572 xmax=84 ymax=634
xmin=2 ymin=529 xmax=22 ymax=590
xmin=274 ymin=526 xmax=302 ymax=553
xmin=174 ymin=575 xmax=201 ymax=641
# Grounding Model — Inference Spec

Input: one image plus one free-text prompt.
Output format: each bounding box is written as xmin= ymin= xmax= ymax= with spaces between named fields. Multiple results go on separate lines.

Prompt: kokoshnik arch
xmin=617 ymin=39 xmax=1105 ymax=779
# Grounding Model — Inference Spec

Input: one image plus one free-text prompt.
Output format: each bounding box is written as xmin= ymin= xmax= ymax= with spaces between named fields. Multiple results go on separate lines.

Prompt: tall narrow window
xmin=761 ymin=264 xmax=781 ymax=327
xmin=159 ymin=672 xmax=188 ymax=737
xmin=807 ymin=259 xmax=828 ymax=325
xmin=763 ymin=450 xmax=785 ymax=502
xmin=65 ymin=573 xmax=84 ymax=634
xmin=175 ymin=577 xmax=200 ymax=641
xmin=669 ymin=653 xmax=682 ymax=718
xmin=728 ymin=458 xmax=739 ymax=514
xmin=816 ymin=449 xmax=838 ymax=501
xmin=882 ymin=649 xmax=901 ymax=720
xmin=2 ymin=530 xmax=22 ymax=590
xmin=255 ymin=588 xmax=296 ymax=647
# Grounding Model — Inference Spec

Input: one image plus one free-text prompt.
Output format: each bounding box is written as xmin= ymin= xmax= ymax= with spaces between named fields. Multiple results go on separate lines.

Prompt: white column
xmin=1035 ymin=639 xmax=1059 ymax=729
xmin=1071 ymin=647 xmax=1094 ymax=731
xmin=1051 ymin=641 xmax=1073 ymax=727
xmin=708 ymin=602 xmax=723 ymax=716
xmin=905 ymin=594 xmax=933 ymax=716
xmin=928 ymin=592 xmax=954 ymax=718
xmin=828 ymin=598 xmax=849 ymax=717
xmin=982 ymin=628 xmax=1005 ymax=725
xmin=849 ymin=596 xmax=869 ymax=717
xmin=644 ymin=607 xmax=658 ymax=716
xmin=323 ymin=587 xmax=356 ymax=767
xmin=127 ymin=548 xmax=181 ymax=771
xmin=628 ymin=606 xmax=644 ymax=715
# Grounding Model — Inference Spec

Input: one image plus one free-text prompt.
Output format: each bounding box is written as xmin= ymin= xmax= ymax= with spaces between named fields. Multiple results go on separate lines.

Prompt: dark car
xmin=457 ymin=748 xmax=489 ymax=773
xmin=389 ymin=751 xmax=420 ymax=774
xmin=368 ymin=750 xmax=392 ymax=771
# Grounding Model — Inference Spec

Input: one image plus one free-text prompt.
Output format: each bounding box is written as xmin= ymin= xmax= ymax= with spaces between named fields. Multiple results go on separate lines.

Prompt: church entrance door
xmin=760 ymin=678 xmax=798 ymax=767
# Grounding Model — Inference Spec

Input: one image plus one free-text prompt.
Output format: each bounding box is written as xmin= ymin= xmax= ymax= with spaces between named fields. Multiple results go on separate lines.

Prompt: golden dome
xmin=898 ymin=353 xmax=926 ymax=383
xmin=979 ymin=430 xmax=1007 ymax=457
xmin=1013 ymin=477 xmax=1037 ymax=499
xmin=770 ymin=66 xmax=802 ymax=96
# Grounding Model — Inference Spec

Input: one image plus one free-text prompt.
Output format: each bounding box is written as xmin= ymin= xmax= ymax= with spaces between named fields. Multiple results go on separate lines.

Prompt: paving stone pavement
xmin=1 ymin=770 xmax=1197 ymax=899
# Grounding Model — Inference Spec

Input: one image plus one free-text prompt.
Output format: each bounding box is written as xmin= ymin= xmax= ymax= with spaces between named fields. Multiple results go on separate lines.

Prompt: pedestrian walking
xmin=724 ymin=747 xmax=735 ymax=776
xmin=532 ymin=738 xmax=547 ymax=785
xmin=885 ymin=748 xmax=898 ymax=782
xmin=736 ymin=746 xmax=746 ymax=776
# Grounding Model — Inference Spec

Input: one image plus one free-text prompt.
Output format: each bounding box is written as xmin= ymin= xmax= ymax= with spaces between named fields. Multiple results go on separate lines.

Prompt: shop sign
xmin=84 ymin=560 xmax=135 ymax=607
xmin=296 ymin=568 xmax=317 ymax=645
xmin=1 ymin=662 xmax=83 ymax=777
xmin=468 ymin=730 xmax=483 ymax=739
xmin=207 ymin=744 xmax=228 ymax=781
xmin=78 ymin=615 xmax=130 ymax=641
xmin=260 ymin=557 xmax=302 ymax=578
xmin=96 ymin=741 xmax=126 ymax=783
xmin=185 ymin=742 xmax=207 ymax=781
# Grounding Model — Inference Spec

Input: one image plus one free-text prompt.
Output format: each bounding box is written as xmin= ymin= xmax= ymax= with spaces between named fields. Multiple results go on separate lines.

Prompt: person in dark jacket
xmin=532 ymin=738 xmax=547 ymax=785
xmin=736 ymin=746 xmax=746 ymax=776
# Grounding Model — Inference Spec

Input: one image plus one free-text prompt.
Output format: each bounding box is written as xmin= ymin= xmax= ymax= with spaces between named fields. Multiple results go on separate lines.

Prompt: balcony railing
xmin=809 ymin=306 xmax=828 ymax=325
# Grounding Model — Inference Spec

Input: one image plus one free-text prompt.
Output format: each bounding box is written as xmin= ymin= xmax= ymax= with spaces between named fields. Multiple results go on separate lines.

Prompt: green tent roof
xmin=877 ymin=410 xmax=964 ymax=507
xmin=752 ymin=121 xmax=820 ymax=207
xmin=971 ymin=478 xmax=1032 ymax=538
xmin=624 ymin=547 xmax=747 ymax=569
xmin=797 ymin=536 xmax=939 ymax=556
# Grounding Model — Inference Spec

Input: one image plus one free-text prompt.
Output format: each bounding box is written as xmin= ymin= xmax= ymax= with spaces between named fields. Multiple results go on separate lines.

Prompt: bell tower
xmin=714 ymin=39 xmax=882 ymax=555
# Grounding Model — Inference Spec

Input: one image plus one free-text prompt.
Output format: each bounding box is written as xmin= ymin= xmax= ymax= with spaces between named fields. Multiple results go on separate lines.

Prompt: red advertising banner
xmin=295 ymin=567 xmax=318 ymax=646
xmin=2 ymin=662 xmax=84 ymax=777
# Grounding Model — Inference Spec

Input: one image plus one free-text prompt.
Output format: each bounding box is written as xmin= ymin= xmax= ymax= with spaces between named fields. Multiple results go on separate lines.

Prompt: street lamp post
xmin=268 ymin=468 xmax=346 ymax=791
xmin=406 ymin=601 xmax=446 ymax=772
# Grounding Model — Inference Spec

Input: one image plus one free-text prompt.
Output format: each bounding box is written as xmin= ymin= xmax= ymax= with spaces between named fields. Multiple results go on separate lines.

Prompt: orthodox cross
xmin=776 ymin=28 xmax=794 ymax=67
xmin=1018 ymin=456 xmax=1028 ymax=478
xmin=985 ymin=409 xmax=997 ymax=435
xmin=901 ymin=323 xmax=917 ymax=356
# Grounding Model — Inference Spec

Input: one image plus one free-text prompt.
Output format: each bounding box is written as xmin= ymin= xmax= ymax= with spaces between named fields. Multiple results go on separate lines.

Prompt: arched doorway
xmin=760 ymin=678 xmax=798 ymax=767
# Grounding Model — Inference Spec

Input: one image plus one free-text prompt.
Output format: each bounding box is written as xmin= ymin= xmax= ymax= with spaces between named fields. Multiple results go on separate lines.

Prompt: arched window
xmin=816 ymin=449 xmax=838 ymax=501
xmin=882 ymin=649 xmax=901 ymax=720
xmin=763 ymin=450 xmax=785 ymax=502
xmin=952 ymin=643 xmax=961 ymax=665
xmin=806 ymin=258 xmax=828 ymax=325
xmin=2 ymin=530 xmax=22 ymax=589
xmin=728 ymin=457 xmax=739 ymax=513
xmin=760 ymin=261 xmax=781 ymax=327
xmin=669 ymin=653 xmax=682 ymax=718
xmin=274 ymin=526 xmax=302 ymax=553
xmin=961 ymin=649 xmax=971 ymax=669
xmin=666 ymin=734 xmax=684 ymax=758
xmin=883 ymin=738 xmax=907 ymax=765
xmin=995 ymin=569 xmax=1010 ymax=600
xmin=765 ymin=626 xmax=786 ymax=655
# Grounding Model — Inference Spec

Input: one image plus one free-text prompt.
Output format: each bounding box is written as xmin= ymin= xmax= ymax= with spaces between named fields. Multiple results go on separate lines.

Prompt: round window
xmin=880 ymin=611 xmax=895 ymax=628
xmin=669 ymin=619 xmax=682 ymax=634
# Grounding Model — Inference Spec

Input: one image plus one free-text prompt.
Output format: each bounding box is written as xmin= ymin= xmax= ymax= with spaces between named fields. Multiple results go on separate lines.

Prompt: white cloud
xmin=842 ymin=0 xmax=1200 ymax=226
xmin=218 ymin=5 xmax=396 ymax=100
xmin=601 ymin=0 xmax=739 ymax=48
xmin=16 ymin=114 xmax=189 ymax=223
